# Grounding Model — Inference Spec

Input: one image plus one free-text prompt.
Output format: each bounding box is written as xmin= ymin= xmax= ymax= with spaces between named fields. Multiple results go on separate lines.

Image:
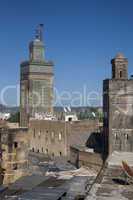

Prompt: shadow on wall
xmin=86 ymin=132 xmax=104 ymax=154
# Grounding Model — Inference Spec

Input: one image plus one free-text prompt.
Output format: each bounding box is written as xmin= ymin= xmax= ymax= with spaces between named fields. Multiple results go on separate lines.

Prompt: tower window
xmin=119 ymin=70 xmax=123 ymax=78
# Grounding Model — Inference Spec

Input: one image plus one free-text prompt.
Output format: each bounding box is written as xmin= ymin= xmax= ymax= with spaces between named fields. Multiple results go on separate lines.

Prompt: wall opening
xmin=33 ymin=129 xmax=36 ymax=138
xmin=59 ymin=132 xmax=62 ymax=141
xmin=13 ymin=163 xmax=18 ymax=170
xmin=68 ymin=117 xmax=72 ymax=122
xmin=46 ymin=149 xmax=48 ymax=154
xmin=14 ymin=142 xmax=18 ymax=148
xmin=119 ymin=70 xmax=123 ymax=78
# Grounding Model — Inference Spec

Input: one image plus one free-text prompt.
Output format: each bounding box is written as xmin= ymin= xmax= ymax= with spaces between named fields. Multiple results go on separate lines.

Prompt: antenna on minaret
xmin=35 ymin=24 xmax=44 ymax=41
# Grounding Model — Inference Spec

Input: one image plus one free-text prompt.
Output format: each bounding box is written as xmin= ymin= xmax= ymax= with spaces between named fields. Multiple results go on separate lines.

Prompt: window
xmin=46 ymin=149 xmax=48 ymax=154
xmin=125 ymin=134 xmax=129 ymax=140
xmin=119 ymin=70 xmax=123 ymax=78
xmin=114 ymin=133 xmax=118 ymax=140
xmin=32 ymin=148 xmax=34 ymax=152
xmin=14 ymin=142 xmax=18 ymax=148
xmin=51 ymin=132 xmax=55 ymax=140
xmin=38 ymin=131 xmax=41 ymax=139
xmin=59 ymin=132 xmax=62 ymax=141
xmin=33 ymin=129 xmax=36 ymax=138
xmin=59 ymin=152 xmax=62 ymax=156
xmin=68 ymin=117 xmax=72 ymax=122
xmin=13 ymin=163 xmax=18 ymax=170
xmin=42 ymin=147 xmax=44 ymax=153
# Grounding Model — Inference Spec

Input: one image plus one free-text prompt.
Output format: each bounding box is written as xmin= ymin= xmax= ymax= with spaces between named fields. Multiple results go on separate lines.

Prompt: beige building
xmin=29 ymin=119 xmax=99 ymax=159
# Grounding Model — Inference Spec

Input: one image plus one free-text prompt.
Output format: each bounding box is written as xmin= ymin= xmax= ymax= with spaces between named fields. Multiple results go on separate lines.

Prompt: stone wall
xmin=29 ymin=119 xmax=99 ymax=159
xmin=70 ymin=146 xmax=103 ymax=171
xmin=0 ymin=127 xmax=29 ymax=185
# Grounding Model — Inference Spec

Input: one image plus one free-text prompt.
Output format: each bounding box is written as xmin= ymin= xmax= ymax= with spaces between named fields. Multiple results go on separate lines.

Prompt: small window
xmin=13 ymin=163 xmax=18 ymax=170
xmin=68 ymin=117 xmax=72 ymax=122
xmin=119 ymin=70 xmax=123 ymax=78
xmin=59 ymin=132 xmax=62 ymax=141
xmin=33 ymin=129 xmax=36 ymax=138
xmin=14 ymin=142 xmax=18 ymax=148
xmin=38 ymin=131 xmax=41 ymax=138
xmin=46 ymin=149 xmax=48 ymax=154
xmin=42 ymin=147 xmax=44 ymax=153
xmin=32 ymin=148 xmax=34 ymax=152
xmin=59 ymin=152 xmax=62 ymax=156
xmin=125 ymin=134 xmax=129 ymax=140
xmin=51 ymin=132 xmax=55 ymax=139
xmin=52 ymin=153 xmax=54 ymax=157
xmin=114 ymin=133 xmax=118 ymax=140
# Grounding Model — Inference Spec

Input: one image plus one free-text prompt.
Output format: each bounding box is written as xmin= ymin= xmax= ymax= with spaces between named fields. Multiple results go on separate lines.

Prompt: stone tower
xmin=20 ymin=25 xmax=54 ymax=127
xmin=111 ymin=53 xmax=128 ymax=80
xmin=103 ymin=53 xmax=133 ymax=155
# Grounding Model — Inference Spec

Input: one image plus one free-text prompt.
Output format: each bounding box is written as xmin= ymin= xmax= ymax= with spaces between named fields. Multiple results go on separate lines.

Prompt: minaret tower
xmin=20 ymin=25 xmax=54 ymax=127
xmin=103 ymin=53 xmax=133 ymax=156
xmin=111 ymin=53 xmax=128 ymax=80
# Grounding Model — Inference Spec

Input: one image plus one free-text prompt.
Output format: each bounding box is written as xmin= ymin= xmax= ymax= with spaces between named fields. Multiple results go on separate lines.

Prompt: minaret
xmin=103 ymin=53 xmax=133 ymax=156
xmin=29 ymin=24 xmax=45 ymax=62
xmin=111 ymin=53 xmax=128 ymax=80
xmin=20 ymin=25 xmax=54 ymax=127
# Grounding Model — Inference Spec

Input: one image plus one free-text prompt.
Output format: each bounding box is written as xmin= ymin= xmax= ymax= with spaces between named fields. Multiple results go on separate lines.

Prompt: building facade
xmin=20 ymin=25 xmax=54 ymax=127
xmin=29 ymin=119 xmax=99 ymax=159
xmin=103 ymin=53 xmax=133 ymax=155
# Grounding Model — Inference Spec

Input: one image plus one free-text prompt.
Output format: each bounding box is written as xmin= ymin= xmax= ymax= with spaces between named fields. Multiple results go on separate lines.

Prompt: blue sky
xmin=0 ymin=0 xmax=133 ymax=106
